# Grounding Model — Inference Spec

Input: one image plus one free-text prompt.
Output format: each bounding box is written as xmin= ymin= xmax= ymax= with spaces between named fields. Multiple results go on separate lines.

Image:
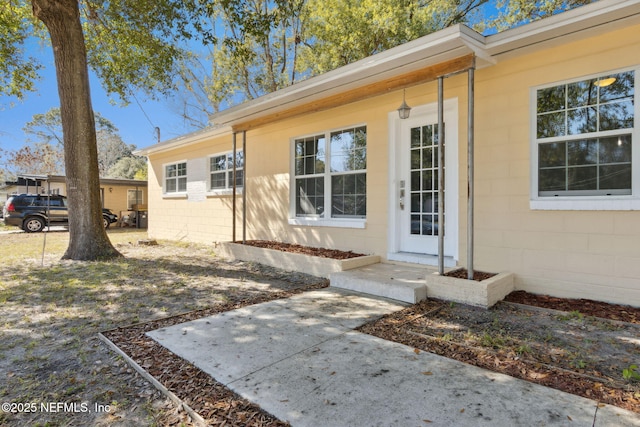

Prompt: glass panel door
xmin=410 ymin=124 xmax=440 ymax=238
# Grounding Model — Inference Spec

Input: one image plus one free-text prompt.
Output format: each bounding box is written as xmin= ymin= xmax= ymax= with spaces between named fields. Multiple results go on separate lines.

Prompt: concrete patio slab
xmin=147 ymin=288 xmax=640 ymax=427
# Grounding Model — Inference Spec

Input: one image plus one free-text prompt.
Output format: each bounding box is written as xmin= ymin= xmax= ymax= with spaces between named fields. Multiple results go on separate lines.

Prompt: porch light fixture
xmin=594 ymin=77 xmax=616 ymax=87
xmin=397 ymin=89 xmax=412 ymax=119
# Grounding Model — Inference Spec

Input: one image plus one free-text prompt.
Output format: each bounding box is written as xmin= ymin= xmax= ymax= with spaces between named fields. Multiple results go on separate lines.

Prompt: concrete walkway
xmin=147 ymin=288 xmax=640 ymax=427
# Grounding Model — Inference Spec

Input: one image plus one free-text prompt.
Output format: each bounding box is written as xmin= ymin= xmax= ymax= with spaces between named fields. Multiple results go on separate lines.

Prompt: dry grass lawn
xmin=0 ymin=228 xmax=324 ymax=426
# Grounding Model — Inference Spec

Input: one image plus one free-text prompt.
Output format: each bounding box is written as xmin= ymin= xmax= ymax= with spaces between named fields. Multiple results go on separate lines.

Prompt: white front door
xmin=391 ymin=100 xmax=458 ymax=258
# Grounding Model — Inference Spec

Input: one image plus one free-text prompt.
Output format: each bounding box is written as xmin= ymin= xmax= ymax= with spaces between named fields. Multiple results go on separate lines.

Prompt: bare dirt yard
xmin=1 ymin=231 xmax=639 ymax=426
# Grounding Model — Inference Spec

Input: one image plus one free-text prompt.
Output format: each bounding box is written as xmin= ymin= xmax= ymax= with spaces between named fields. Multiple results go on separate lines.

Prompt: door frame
xmin=387 ymin=98 xmax=459 ymax=264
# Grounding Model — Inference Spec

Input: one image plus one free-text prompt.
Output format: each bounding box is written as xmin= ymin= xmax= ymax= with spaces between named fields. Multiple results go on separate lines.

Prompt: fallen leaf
xmin=460 ymin=408 xmax=465 ymax=413
xmin=567 ymin=415 xmax=572 ymax=421
xmin=421 ymin=371 xmax=433 ymax=376
xmin=414 ymin=348 xmax=421 ymax=354
xmin=423 ymin=420 xmax=432 ymax=423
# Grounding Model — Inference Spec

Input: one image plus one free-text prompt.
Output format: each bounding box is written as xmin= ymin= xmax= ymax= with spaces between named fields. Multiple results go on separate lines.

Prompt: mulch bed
xmin=240 ymin=240 xmax=366 ymax=260
xmin=443 ymin=268 xmax=497 ymax=281
xmin=505 ymin=290 xmax=640 ymax=324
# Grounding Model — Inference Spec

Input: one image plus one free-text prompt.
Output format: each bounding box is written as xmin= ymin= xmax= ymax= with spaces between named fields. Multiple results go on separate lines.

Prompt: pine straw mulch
xmin=103 ymin=280 xmax=328 ymax=427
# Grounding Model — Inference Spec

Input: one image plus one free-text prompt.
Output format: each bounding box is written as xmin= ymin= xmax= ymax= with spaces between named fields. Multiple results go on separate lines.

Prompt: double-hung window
xmin=534 ymin=69 xmax=636 ymax=204
xmin=292 ymin=125 xmax=366 ymax=222
xmin=210 ymin=151 xmax=244 ymax=191
xmin=165 ymin=162 xmax=187 ymax=194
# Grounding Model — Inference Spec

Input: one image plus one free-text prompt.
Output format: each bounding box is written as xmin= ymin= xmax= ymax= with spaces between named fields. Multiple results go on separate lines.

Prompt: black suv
xmin=3 ymin=194 xmax=118 ymax=232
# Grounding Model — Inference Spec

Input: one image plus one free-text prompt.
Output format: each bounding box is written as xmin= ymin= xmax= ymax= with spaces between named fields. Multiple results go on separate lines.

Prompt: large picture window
xmin=293 ymin=126 xmax=366 ymax=219
xmin=165 ymin=162 xmax=187 ymax=193
xmin=535 ymin=70 xmax=635 ymax=197
xmin=210 ymin=151 xmax=244 ymax=191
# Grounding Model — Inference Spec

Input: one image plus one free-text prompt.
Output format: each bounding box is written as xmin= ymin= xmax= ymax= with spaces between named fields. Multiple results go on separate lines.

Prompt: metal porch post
xmin=242 ymin=130 xmax=247 ymax=244
xmin=232 ymin=132 xmax=237 ymax=242
xmin=437 ymin=76 xmax=445 ymax=275
xmin=467 ymin=67 xmax=475 ymax=280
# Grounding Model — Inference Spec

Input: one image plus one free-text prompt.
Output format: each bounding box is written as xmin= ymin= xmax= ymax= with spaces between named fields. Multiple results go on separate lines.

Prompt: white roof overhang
xmin=138 ymin=0 xmax=640 ymax=154
xmin=136 ymin=125 xmax=233 ymax=156
xmin=210 ymin=25 xmax=486 ymax=131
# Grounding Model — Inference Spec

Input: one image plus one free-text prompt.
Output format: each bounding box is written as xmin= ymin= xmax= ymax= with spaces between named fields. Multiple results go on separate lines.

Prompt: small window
xmin=165 ymin=162 xmax=187 ymax=193
xmin=209 ymin=151 xmax=243 ymax=191
xmin=128 ymin=189 xmax=144 ymax=209
xmin=535 ymin=70 xmax=635 ymax=197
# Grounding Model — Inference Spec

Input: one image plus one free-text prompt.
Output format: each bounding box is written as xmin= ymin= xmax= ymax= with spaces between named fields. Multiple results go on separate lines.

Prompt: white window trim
xmin=163 ymin=160 xmax=188 ymax=196
xmin=289 ymin=124 xmax=368 ymax=228
xmin=530 ymin=66 xmax=640 ymax=210
xmin=288 ymin=217 xmax=366 ymax=229
xmin=207 ymin=150 xmax=244 ymax=195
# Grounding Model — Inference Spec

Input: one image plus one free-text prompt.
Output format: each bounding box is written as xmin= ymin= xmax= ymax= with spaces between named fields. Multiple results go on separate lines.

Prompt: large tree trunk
xmin=32 ymin=0 xmax=121 ymax=260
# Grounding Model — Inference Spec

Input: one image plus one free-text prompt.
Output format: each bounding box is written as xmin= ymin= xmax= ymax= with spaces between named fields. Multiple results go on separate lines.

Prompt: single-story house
xmin=2 ymin=175 xmax=147 ymax=221
xmin=138 ymin=0 xmax=640 ymax=307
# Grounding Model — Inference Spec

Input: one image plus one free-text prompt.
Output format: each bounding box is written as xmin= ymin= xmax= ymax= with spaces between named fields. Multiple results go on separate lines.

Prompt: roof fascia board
xmin=136 ymin=125 xmax=233 ymax=156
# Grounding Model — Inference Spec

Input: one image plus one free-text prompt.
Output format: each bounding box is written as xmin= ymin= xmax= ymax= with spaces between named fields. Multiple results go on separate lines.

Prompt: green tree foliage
xmin=298 ymin=0 xmax=488 ymax=74
xmin=106 ymin=155 xmax=147 ymax=179
xmin=81 ymin=0 xmax=199 ymax=101
xmin=491 ymin=0 xmax=596 ymax=31
xmin=0 ymin=4 xmax=42 ymax=98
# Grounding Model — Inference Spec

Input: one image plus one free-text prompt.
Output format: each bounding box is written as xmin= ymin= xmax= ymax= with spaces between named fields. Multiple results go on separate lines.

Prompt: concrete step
xmin=329 ymin=263 xmax=434 ymax=303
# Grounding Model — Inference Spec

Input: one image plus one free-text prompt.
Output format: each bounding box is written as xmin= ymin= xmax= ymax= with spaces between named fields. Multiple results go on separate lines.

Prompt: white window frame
xmin=289 ymin=124 xmax=367 ymax=229
xmin=163 ymin=161 xmax=188 ymax=196
xmin=208 ymin=150 xmax=244 ymax=195
xmin=530 ymin=67 xmax=640 ymax=210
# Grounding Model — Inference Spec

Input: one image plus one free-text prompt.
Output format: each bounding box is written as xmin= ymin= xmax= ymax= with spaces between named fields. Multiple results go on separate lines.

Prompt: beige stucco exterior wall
xmin=147 ymin=135 xmax=243 ymax=243
xmin=146 ymin=23 xmax=640 ymax=306
xmin=469 ymin=24 xmax=640 ymax=306
xmin=244 ymin=100 xmax=397 ymax=255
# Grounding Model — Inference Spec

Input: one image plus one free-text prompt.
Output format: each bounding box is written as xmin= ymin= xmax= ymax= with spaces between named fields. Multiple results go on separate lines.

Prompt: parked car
xmin=2 ymin=194 xmax=118 ymax=232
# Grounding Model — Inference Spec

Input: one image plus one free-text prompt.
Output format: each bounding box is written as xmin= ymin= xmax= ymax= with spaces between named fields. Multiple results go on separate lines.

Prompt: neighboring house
xmin=138 ymin=0 xmax=640 ymax=307
xmin=3 ymin=175 xmax=147 ymax=219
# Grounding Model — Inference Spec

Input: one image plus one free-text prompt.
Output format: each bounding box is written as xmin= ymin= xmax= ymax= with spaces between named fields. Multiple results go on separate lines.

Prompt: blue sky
xmin=0 ymin=41 xmax=200 ymax=155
